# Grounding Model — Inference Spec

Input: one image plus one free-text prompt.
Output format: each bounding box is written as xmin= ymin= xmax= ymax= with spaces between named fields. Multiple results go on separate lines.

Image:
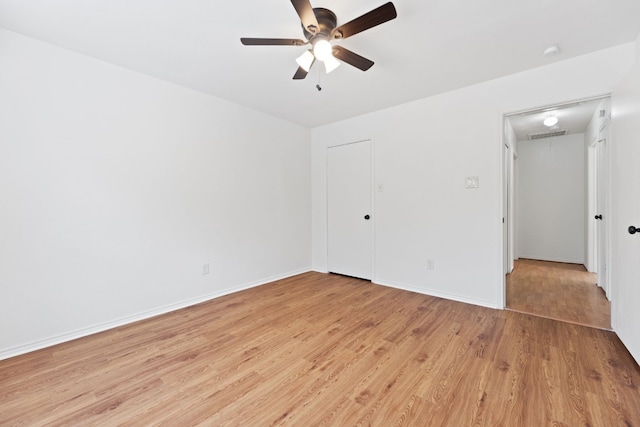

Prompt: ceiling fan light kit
xmin=312 ymin=37 xmax=333 ymax=61
xmin=296 ymin=50 xmax=315 ymax=72
xmin=240 ymin=0 xmax=397 ymax=80
xmin=323 ymin=55 xmax=341 ymax=73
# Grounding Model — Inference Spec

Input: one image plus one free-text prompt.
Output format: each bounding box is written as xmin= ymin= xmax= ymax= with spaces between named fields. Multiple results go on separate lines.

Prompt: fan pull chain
xmin=316 ymin=62 xmax=322 ymax=91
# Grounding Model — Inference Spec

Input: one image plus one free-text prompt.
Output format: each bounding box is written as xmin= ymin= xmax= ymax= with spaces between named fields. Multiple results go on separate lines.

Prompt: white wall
xmin=312 ymin=43 xmax=635 ymax=309
xmin=0 ymin=29 xmax=311 ymax=359
xmin=517 ymin=134 xmax=585 ymax=264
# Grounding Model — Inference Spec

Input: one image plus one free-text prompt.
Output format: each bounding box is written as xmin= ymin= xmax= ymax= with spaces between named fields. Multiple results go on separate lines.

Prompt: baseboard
xmin=373 ymin=278 xmax=499 ymax=310
xmin=0 ymin=268 xmax=311 ymax=361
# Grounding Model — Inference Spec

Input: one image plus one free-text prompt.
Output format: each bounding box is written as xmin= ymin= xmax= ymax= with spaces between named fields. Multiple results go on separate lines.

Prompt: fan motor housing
xmin=302 ymin=8 xmax=337 ymax=40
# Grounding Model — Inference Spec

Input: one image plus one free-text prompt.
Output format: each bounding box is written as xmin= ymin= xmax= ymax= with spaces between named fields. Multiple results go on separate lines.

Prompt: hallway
xmin=506 ymin=259 xmax=611 ymax=330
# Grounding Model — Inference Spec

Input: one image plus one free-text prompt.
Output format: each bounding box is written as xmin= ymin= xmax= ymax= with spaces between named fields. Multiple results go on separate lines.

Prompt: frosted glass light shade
xmin=543 ymin=116 xmax=559 ymax=127
xmin=296 ymin=50 xmax=314 ymax=72
xmin=324 ymin=55 xmax=340 ymax=73
xmin=313 ymin=39 xmax=332 ymax=61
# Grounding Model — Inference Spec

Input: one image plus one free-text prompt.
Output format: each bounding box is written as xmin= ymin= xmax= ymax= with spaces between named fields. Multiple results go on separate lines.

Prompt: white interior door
xmin=611 ymin=59 xmax=640 ymax=364
xmin=503 ymin=144 xmax=510 ymax=274
xmin=327 ymin=140 xmax=372 ymax=280
xmin=509 ymin=151 xmax=517 ymax=270
xmin=587 ymin=144 xmax=597 ymax=273
xmin=595 ymin=136 xmax=608 ymax=296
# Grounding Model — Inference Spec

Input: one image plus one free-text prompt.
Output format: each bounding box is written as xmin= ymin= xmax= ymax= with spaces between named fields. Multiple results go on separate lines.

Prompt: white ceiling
xmin=508 ymin=97 xmax=606 ymax=141
xmin=0 ymin=0 xmax=639 ymax=128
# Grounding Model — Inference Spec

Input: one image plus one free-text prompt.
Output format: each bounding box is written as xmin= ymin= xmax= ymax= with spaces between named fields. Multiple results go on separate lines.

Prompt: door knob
xmin=629 ymin=226 xmax=640 ymax=235
xmin=364 ymin=215 xmax=370 ymax=220
xmin=595 ymin=214 xmax=603 ymax=220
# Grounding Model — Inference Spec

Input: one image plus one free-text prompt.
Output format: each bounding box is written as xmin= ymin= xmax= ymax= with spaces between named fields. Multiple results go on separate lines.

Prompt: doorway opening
xmin=502 ymin=96 xmax=611 ymax=329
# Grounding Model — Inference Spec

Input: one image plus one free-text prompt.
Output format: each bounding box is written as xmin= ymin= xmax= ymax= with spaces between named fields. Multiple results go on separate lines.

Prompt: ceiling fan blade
xmin=293 ymin=67 xmax=309 ymax=80
xmin=293 ymin=58 xmax=316 ymax=79
xmin=332 ymin=2 xmax=397 ymax=40
xmin=332 ymin=46 xmax=374 ymax=71
xmin=241 ymin=38 xmax=306 ymax=46
xmin=290 ymin=0 xmax=320 ymax=34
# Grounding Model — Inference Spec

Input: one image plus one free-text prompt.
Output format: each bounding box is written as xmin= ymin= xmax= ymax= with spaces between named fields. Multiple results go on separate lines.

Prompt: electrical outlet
xmin=427 ymin=259 xmax=435 ymax=270
xmin=202 ymin=263 xmax=210 ymax=275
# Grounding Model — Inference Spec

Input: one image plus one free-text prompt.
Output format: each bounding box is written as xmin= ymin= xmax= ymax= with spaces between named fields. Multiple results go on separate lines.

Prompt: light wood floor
xmin=506 ymin=259 xmax=611 ymax=330
xmin=2 ymin=272 xmax=638 ymax=426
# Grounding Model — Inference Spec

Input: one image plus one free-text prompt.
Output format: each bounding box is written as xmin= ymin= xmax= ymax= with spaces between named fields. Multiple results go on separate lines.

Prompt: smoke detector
xmin=543 ymin=45 xmax=560 ymax=56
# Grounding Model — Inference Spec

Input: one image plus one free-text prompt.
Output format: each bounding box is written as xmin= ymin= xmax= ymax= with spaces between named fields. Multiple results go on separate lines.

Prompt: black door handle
xmin=364 ymin=215 xmax=370 ymax=220
xmin=629 ymin=226 xmax=640 ymax=235
xmin=595 ymin=215 xmax=603 ymax=220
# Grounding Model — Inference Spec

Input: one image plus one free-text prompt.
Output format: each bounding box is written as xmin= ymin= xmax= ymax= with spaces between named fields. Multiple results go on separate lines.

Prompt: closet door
xmin=327 ymin=140 xmax=372 ymax=280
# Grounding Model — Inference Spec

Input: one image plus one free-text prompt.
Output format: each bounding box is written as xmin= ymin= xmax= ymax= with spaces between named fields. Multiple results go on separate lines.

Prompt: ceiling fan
xmin=240 ymin=0 xmax=397 ymax=79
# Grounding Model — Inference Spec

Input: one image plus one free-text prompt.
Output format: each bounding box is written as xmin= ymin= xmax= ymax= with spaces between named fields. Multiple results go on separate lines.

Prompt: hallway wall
xmin=517 ymin=133 xmax=586 ymax=264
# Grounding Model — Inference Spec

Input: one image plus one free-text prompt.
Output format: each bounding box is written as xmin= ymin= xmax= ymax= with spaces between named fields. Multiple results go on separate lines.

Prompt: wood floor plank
xmin=507 ymin=258 xmax=611 ymax=329
xmin=1 ymin=271 xmax=639 ymax=426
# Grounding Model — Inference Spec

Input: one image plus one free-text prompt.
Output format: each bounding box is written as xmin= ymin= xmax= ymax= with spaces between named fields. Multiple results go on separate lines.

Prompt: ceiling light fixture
xmin=543 ymin=115 xmax=559 ymax=127
xmin=296 ymin=50 xmax=315 ymax=72
xmin=295 ymin=38 xmax=342 ymax=75
xmin=312 ymin=37 xmax=332 ymax=61
xmin=293 ymin=36 xmax=341 ymax=75
xmin=241 ymin=2 xmax=396 ymax=80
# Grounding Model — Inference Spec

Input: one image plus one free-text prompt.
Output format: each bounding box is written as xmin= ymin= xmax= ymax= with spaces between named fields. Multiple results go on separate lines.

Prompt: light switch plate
xmin=465 ymin=176 xmax=479 ymax=189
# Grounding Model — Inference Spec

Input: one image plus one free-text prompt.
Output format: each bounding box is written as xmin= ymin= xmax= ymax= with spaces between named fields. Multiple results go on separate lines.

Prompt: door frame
xmin=325 ymin=138 xmax=376 ymax=281
xmin=500 ymin=95 xmax=611 ymax=309
xmin=502 ymin=143 xmax=516 ymax=275
xmin=499 ymin=119 xmax=516 ymax=309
